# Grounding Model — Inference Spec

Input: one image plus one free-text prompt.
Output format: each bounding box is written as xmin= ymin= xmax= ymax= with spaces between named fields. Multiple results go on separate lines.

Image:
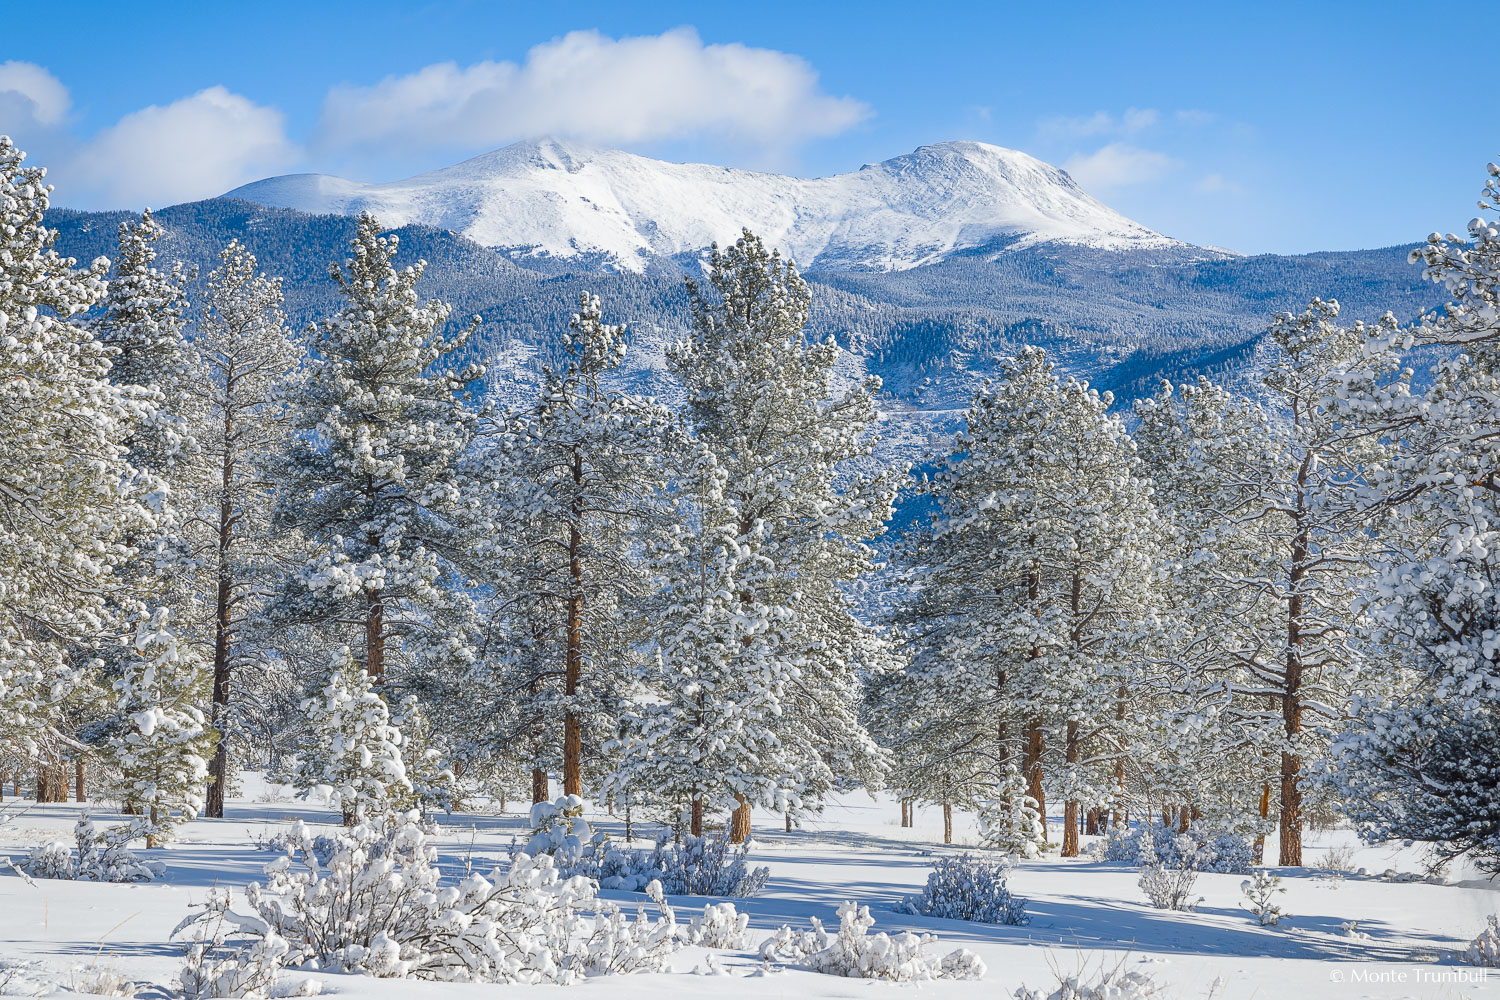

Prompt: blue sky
xmin=0 ymin=0 xmax=1488 ymax=254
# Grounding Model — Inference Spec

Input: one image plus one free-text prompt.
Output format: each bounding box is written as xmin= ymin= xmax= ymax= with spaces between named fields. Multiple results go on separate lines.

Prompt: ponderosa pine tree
xmin=188 ymin=240 xmax=305 ymax=818
xmin=916 ymin=347 xmax=1164 ymax=856
xmin=1138 ymin=303 xmax=1392 ymax=865
xmin=1328 ymin=164 xmax=1500 ymax=870
xmin=665 ymin=230 xmax=899 ymax=841
xmin=472 ymin=293 xmax=676 ymax=798
xmin=604 ymin=447 xmax=801 ymax=836
xmin=1134 ymin=377 xmax=1289 ymax=852
xmin=88 ymin=209 xmax=204 ymax=618
xmin=274 ymin=214 xmax=480 ymax=681
xmin=0 ymin=137 xmax=146 ymax=768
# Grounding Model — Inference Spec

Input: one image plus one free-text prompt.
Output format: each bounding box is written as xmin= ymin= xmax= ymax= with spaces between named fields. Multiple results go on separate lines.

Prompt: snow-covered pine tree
xmin=914 ymin=347 xmax=1165 ymax=856
xmin=1137 ymin=302 xmax=1393 ymax=865
xmin=1133 ymin=378 xmax=1289 ymax=848
xmin=1327 ymin=164 xmax=1500 ymax=871
xmin=88 ymin=210 xmax=205 ymax=621
xmin=666 ymin=230 xmax=900 ymax=841
xmin=186 ymin=240 xmax=305 ymax=819
xmin=103 ymin=608 xmax=215 ymax=847
xmin=471 ymin=292 xmax=676 ymax=798
xmin=604 ymin=447 xmax=800 ymax=836
xmin=295 ymin=647 xmax=413 ymax=825
xmin=273 ymin=214 xmax=480 ymax=681
xmin=0 ymin=137 xmax=146 ymax=769
xmin=89 ymin=209 xmax=199 ymax=495
xmin=391 ymin=693 xmax=461 ymax=817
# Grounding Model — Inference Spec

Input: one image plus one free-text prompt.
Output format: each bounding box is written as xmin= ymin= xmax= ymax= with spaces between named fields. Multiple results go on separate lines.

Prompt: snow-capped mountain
xmin=225 ymin=139 xmax=1193 ymax=272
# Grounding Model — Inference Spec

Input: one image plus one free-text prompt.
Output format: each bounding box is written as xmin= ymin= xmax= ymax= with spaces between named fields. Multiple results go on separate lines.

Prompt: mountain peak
xmin=225 ymin=140 xmax=1194 ymax=271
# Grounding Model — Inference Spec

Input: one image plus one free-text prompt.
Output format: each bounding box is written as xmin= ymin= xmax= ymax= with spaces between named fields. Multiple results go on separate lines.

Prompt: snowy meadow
xmin=0 ymin=127 xmax=1498 ymax=999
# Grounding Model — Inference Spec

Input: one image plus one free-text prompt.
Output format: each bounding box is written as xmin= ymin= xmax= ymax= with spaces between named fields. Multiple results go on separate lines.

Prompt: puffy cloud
xmin=1064 ymin=143 xmax=1180 ymax=190
xmin=0 ymin=61 xmax=70 ymax=128
xmin=0 ymin=59 xmax=70 ymax=131
xmin=64 ymin=86 xmax=296 ymax=209
xmin=316 ymin=27 xmax=869 ymax=154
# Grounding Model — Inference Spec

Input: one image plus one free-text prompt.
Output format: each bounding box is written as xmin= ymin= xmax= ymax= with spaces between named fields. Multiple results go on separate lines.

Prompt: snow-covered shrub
xmin=1196 ymin=833 xmax=1254 ymax=874
xmin=21 ymin=841 xmax=74 ymax=880
xmin=1014 ymin=964 xmax=1163 ymax=1000
xmin=1240 ymin=870 xmax=1287 ymax=926
xmin=978 ymin=766 xmax=1046 ymax=859
xmin=1137 ymin=834 xmax=1203 ymax=911
xmin=525 ymin=795 xmax=594 ymax=860
xmin=693 ymin=953 xmax=728 ymax=976
xmin=759 ymin=902 xmax=985 ymax=982
xmin=1466 ymin=914 xmax=1500 ymax=967
xmin=895 ymin=854 xmax=1029 ymax=925
xmin=256 ymin=827 xmax=341 ymax=867
xmin=1096 ymin=822 xmax=1251 ymax=874
xmin=685 ymin=902 xmax=753 ymax=949
xmin=1091 ymin=823 xmax=1137 ymax=862
xmin=175 ymin=887 xmax=293 ymax=999
xmin=174 ymin=813 xmax=682 ymax=984
xmin=20 ymin=815 xmax=162 ymax=883
xmin=1319 ymin=844 xmax=1357 ymax=873
xmin=549 ymin=830 xmax=770 ymax=897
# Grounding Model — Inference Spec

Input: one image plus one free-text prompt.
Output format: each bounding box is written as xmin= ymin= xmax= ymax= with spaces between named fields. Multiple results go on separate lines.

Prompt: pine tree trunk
xmin=1113 ymin=683 xmax=1127 ymax=826
xmin=1062 ymin=720 xmax=1080 ymax=857
xmin=625 ymin=801 xmax=633 ymax=842
xmin=1023 ymin=719 xmax=1047 ymax=841
xmin=943 ymin=800 xmax=952 ymax=844
xmin=1178 ymin=805 xmax=1191 ymax=833
xmin=75 ymin=759 xmax=85 ymax=802
xmin=531 ymin=767 xmax=548 ymax=805
xmin=691 ymin=796 xmax=704 ymax=838
xmin=563 ymin=482 xmax=584 ymax=797
xmin=206 ymin=425 xmax=237 ymax=819
xmin=366 ymin=588 xmax=385 ymax=681
xmin=729 ymin=794 xmax=751 ymax=844
xmin=1254 ymin=782 xmax=1270 ymax=863
xmin=785 ymin=810 xmax=792 ymax=833
xmin=1280 ymin=520 xmax=1309 ymax=866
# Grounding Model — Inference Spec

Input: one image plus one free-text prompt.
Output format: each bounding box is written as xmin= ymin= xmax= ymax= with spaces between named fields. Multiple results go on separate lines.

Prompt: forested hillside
xmin=47 ymin=200 xmax=1439 ymax=416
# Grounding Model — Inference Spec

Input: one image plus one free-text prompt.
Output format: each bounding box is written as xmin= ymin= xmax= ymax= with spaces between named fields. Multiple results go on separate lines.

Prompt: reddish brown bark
xmin=729 ymin=794 xmax=751 ymax=844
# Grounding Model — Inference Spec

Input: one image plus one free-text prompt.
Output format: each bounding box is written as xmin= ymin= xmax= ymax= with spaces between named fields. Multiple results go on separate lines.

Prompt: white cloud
xmin=0 ymin=61 xmax=70 ymax=127
xmin=1064 ymin=143 xmax=1180 ymax=189
xmin=1040 ymin=107 xmax=1159 ymax=139
xmin=65 ymin=86 xmax=295 ymax=208
xmin=316 ymin=27 xmax=870 ymax=154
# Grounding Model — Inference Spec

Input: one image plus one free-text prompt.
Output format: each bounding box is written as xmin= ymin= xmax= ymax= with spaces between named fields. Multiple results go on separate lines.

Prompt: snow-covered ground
xmin=0 ymin=777 xmax=1493 ymax=998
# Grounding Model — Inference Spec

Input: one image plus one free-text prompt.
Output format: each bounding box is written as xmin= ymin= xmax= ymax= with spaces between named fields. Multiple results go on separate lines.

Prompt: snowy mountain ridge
xmin=225 ymin=138 xmax=1203 ymax=272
